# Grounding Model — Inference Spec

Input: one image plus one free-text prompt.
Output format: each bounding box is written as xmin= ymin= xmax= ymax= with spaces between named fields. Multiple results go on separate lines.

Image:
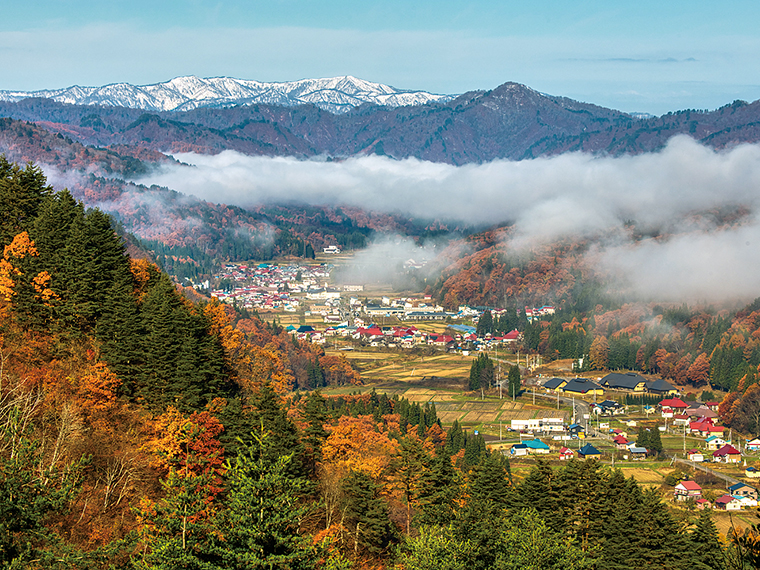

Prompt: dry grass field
xmin=333 ymin=350 xmax=472 ymax=386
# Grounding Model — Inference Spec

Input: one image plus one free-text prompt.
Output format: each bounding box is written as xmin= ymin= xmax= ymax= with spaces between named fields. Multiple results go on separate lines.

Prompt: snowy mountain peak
xmin=0 ymin=76 xmax=454 ymax=114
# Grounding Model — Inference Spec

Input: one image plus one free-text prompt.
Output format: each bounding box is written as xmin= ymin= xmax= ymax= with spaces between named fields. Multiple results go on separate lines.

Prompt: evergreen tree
xmin=341 ymin=470 xmax=396 ymax=556
xmin=217 ymin=430 xmax=315 ymax=570
xmin=134 ymin=469 xmax=222 ymax=570
xmin=689 ymin=509 xmax=725 ymax=570
xmin=476 ymin=310 xmax=493 ymax=336
xmin=637 ymin=427 xmax=652 ymax=452
xmin=512 ymin=458 xmax=564 ymax=533
xmin=648 ymin=426 xmax=664 ymax=455
xmin=248 ymin=383 xmax=307 ymax=479
xmin=446 ymin=421 xmax=465 ymax=455
xmin=454 ymin=453 xmax=512 ymax=570
xmin=0 ymin=157 xmax=52 ymax=247
xmin=302 ymin=390 xmax=329 ymax=474
xmin=507 ymin=364 xmax=521 ymax=399
xmin=493 ymin=509 xmax=590 ymax=570
xmin=416 ymin=452 xmax=460 ymax=527
xmin=393 ymin=436 xmax=428 ymax=534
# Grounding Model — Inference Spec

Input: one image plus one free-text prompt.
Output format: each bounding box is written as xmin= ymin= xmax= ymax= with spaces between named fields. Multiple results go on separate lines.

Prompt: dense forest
xmin=1 ymin=155 xmax=759 ymax=568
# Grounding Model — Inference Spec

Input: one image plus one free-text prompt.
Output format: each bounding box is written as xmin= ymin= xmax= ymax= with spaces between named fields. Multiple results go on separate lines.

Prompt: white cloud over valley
xmin=137 ymin=136 xmax=760 ymax=303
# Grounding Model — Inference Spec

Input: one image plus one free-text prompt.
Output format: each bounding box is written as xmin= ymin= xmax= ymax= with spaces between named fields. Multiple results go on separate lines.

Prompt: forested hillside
xmin=0 ymin=155 xmax=756 ymax=569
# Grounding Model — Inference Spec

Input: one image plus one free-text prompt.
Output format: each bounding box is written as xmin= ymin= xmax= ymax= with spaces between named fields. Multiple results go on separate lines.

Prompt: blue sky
xmin=3 ymin=0 xmax=760 ymax=115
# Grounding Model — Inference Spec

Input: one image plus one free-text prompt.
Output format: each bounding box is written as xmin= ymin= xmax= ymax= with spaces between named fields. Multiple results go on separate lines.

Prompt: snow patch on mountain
xmin=0 ymin=76 xmax=454 ymax=114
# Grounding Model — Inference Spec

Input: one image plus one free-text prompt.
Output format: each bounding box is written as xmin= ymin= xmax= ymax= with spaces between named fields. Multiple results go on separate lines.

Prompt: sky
xmin=3 ymin=1 xmax=760 ymax=115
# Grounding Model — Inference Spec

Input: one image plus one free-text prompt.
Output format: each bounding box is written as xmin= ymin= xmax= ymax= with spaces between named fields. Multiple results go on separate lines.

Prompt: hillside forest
xmin=3 ymin=157 xmax=760 ymax=568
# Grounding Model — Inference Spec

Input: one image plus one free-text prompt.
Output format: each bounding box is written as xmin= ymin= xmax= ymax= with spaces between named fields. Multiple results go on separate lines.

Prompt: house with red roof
xmin=691 ymin=420 xmax=724 ymax=437
xmin=715 ymin=494 xmax=742 ymax=510
xmin=674 ymin=480 xmax=702 ymax=502
xmin=613 ymin=435 xmax=630 ymax=449
xmin=713 ymin=444 xmax=742 ymax=463
xmin=687 ymin=449 xmax=705 ymax=462
xmin=502 ymin=329 xmax=520 ymax=343
xmin=659 ymin=398 xmax=688 ymax=418
xmin=559 ymin=447 xmax=574 ymax=460
xmin=433 ymin=335 xmax=455 ymax=348
xmin=672 ymin=414 xmax=690 ymax=426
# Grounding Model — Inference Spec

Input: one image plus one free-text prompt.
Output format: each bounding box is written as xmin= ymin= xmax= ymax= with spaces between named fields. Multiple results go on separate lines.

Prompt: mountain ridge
xmin=0 ymin=75 xmax=454 ymax=114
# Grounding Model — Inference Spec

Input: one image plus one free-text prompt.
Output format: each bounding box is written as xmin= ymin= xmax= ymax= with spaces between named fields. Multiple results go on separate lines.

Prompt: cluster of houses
xmin=524 ymin=305 xmax=556 ymax=322
xmin=542 ymin=372 xmax=679 ymax=397
xmin=674 ymin=480 xmax=758 ymax=510
xmin=508 ymin=438 xmax=604 ymax=460
xmin=296 ymin=323 xmax=521 ymax=352
xmin=211 ymin=263 xmax=333 ymax=311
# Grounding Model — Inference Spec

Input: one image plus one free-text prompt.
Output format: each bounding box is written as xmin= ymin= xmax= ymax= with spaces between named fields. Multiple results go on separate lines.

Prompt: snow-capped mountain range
xmin=0 ymin=75 xmax=454 ymax=114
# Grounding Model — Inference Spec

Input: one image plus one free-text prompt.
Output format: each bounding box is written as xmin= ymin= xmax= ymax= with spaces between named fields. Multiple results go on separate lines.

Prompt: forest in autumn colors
xmin=5 ymin=146 xmax=760 ymax=568
xmin=7 ymin=113 xmax=760 ymax=569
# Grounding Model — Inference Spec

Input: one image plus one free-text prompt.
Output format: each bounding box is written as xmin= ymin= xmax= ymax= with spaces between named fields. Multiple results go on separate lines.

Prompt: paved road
xmin=671 ymin=456 xmax=742 ymax=488
xmin=531 ymin=391 xmax=595 ymax=431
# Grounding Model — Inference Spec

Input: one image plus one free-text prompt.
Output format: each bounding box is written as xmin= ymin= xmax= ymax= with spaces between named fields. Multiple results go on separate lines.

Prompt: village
xmin=208 ymin=261 xmax=760 ymax=517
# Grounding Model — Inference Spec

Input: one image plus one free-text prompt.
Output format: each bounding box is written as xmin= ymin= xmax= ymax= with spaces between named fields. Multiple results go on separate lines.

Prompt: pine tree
xmin=134 ymin=469 xmax=222 ymax=570
xmin=689 ymin=509 xmax=725 ymax=570
xmin=454 ymin=453 xmax=512 ymax=570
xmin=341 ymin=470 xmax=396 ymax=556
xmin=512 ymin=458 xmax=564 ymax=533
xmin=446 ymin=421 xmax=465 ymax=455
xmin=217 ymin=429 xmax=315 ymax=570
xmin=393 ymin=436 xmax=428 ymax=535
xmin=493 ymin=509 xmax=590 ymax=570
xmin=95 ymin=264 xmax=145 ymax=397
xmin=507 ymin=364 xmax=521 ymax=399
xmin=248 ymin=382 xmax=307 ymax=479
xmin=302 ymin=390 xmax=329 ymax=474
xmin=416 ymin=452 xmax=460 ymax=527
xmin=476 ymin=310 xmax=493 ymax=336
xmin=0 ymin=157 xmax=52 ymax=247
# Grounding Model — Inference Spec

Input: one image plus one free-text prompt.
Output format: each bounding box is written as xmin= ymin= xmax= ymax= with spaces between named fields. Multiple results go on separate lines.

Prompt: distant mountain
xmin=0 ymin=82 xmax=636 ymax=164
xmin=2 ymin=79 xmax=760 ymax=165
xmin=0 ymin=75 xmax=453 ymax=114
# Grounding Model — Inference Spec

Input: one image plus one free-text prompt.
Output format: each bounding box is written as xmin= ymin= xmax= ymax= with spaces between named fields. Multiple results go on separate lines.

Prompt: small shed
xmin=696 ymin=498 xmax=712 ymax=510
xmin=687 ymin=449 xmax=705 ymax=463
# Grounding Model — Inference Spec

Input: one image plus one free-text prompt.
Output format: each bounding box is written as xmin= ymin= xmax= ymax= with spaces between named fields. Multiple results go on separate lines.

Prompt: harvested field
xmin=437 ymin=411 xmax=465 ymax=423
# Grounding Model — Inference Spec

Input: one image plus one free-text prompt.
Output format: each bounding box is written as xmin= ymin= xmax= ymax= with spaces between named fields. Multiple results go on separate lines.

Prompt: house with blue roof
xmin=523 ymin=439 xmax=551 ymax=454
xmin=578 ymin=443 xmax=602 ymax=458
xmin=728 ymin=483 xmax=758 ymax=500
